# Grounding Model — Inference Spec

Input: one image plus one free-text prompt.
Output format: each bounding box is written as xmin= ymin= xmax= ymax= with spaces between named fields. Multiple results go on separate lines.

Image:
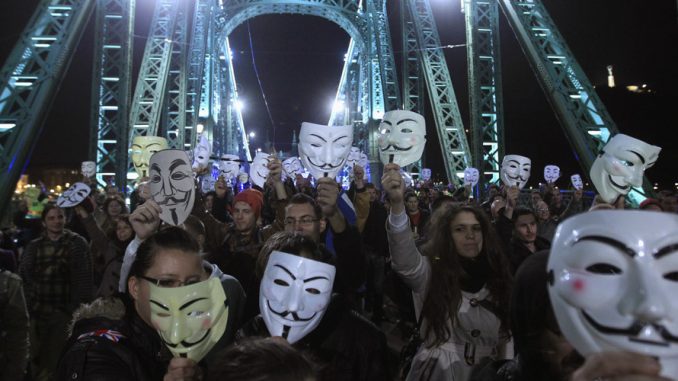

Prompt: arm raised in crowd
xmin=382 ymin=163 xmax=429 ymax=294
xmin=192 ymin=178 xmax=231 ymax=251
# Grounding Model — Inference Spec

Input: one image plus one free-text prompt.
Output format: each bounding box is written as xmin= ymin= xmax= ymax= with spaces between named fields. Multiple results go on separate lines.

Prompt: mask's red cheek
xmin=201 ymin=318 xmax=212 ymax=329
xmin=573 ymin=278 xmax=585 ymax=292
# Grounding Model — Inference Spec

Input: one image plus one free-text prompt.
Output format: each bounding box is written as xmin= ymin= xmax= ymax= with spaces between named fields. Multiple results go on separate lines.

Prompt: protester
xmin=382 ymin=163 xmax=513 ymax=380
xmin=0 ymin=268 xmax=30 ymax=380
xmin=19 ymin=203 xmax=93 ymax=381
xmin=57 ymin=226 xmax=245 ymax=380
xmin=96 ymin=195 xmax=128 ymax=233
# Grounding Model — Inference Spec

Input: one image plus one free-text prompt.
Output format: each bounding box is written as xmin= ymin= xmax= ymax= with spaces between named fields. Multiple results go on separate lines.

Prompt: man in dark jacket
xmin=0 ymin=269 xmax=30 ymax=380
xmin=20 ymin=204 xmax=92 ymax=381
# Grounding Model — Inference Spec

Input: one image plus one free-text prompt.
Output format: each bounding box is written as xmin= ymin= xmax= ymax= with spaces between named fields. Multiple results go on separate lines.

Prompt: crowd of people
xmin=1 ymin=154 xmax=677 ymax=381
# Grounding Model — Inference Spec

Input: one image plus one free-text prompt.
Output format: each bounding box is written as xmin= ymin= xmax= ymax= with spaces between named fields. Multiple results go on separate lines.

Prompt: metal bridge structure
xmin=0 ymin=0 xmax=654 ymax=215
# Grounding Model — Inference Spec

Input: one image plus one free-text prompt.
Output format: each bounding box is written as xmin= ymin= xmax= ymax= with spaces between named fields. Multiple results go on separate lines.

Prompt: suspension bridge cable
xmin=246 ymin=21 xmax=277 ymax=148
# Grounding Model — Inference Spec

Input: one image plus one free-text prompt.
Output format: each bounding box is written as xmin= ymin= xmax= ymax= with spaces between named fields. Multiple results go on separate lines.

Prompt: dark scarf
xmin=459 ymin=254 xmax=491 ymax=293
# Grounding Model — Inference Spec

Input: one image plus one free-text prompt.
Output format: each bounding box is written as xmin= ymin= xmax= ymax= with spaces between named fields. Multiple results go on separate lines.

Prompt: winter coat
xmin=56 ymin=274 xmax=245 ymax=381
xmin=0 ymin=270 xmax=30 ymax=380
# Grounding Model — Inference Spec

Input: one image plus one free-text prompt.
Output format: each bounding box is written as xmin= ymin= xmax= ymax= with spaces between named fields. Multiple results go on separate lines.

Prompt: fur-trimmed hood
xmin=68 ymin=296 xmax=126 ymax=336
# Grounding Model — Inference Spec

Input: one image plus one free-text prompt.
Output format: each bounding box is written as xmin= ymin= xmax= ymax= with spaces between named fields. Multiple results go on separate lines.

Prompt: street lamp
xmin=249 ymin=131 xmax=256 ymax=138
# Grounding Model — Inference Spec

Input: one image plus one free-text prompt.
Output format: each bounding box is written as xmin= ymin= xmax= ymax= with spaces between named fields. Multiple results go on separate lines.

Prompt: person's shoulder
xmin=64 ymin=229 xmax=88 ymax=244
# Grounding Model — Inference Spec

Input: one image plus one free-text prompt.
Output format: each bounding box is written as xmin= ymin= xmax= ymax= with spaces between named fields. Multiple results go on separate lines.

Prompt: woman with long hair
xmin=382 ymin=163 xmax=513 ymax=380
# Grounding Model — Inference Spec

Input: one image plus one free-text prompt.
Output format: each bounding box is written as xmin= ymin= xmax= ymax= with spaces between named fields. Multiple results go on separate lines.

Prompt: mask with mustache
xmin=298 ymin=122 xmax=353 ymax=179
xmin=500 ymin=154 xmax=531 ymax=189
xmin=149 ymin=149 xmax=195 ymax=226
xmin=377 ymin=110 xmax=426 ymax=167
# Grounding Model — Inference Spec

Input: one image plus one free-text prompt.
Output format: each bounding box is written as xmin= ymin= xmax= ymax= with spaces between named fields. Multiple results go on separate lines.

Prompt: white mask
xmin=131 ymin=136 xmax=169 ymax=178
xmin=421 ymin=168 xmax=432 ymax=181
xmin=149 ymin=277 xmax=229 ymax=362
xmin=57 ymin=182 xmax=91 ymax=208
xmin=219 ymin=154 xmax=241 ymax=182
xmin=359 ymin=152 xmax=369 ymax=168
xmin=548 ymin=211 xmax=678 ymax=377
xmin=249 ymin=152 xmax=270 ymax=188
xmin=238 ymin=172 xmax=249 ymax=184
xmin=282 ymin=156 xmax=303 ymax=179
xmin=201 ymin=176 xmax=216 ymax=194
xmin=590 ymin=134 xmax=661 ymax=203
xmin=571 ymin=174 xmax=583 ymax=190
xmin=464 ymin=167 xmax=480 ymax=187
xmin=500 ymin=155 xmax=531 ymax=189
xmin=149 ymin=149 xmax=195 ymax=226
xmin=345 ymin=147 xmax=362 ymax=168
xmin=377 ymin=110 xmax=426 ymax=167
xmin=81 ymin=161 xmax=96 ymax=178
xmin=299 ymin=122 xmax=353 ymax=179
xmin=260 ymin=251 xmax=336 ymax=344
xmin=544 ymin=165 xmax=561 ymax=184
xmin=192 ymin=135 xmax=212 ymax=170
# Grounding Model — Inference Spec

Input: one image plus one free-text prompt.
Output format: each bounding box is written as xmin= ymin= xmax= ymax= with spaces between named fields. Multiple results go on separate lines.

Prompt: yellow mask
xmin=148 ymin=277 xmax=228 ymax=361
xmin=130 ymin=136 xmax=169 ymax=178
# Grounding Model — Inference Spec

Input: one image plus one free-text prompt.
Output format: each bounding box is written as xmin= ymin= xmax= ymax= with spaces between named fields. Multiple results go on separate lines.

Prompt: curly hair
xmin=419 ymin=204 xmax=512 ymax=347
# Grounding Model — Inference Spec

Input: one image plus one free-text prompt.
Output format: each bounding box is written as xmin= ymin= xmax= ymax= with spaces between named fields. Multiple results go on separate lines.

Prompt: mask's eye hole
xmin=274 ymin=279 xmax=289 ymax=286
xmin=586 ymin=263 xmax=622 ymax=275
xmin=156 ymin=312 xmax=170 ymax=318
xmin=305 ymin=288 xmax=320 ymax=295
xmin=401 ymin=128 xmax=412 ymax=133
xmin=187 ymin=310 xmax=205 ymax=318
xmin=663 ymin=272 xmax=678 ymax=282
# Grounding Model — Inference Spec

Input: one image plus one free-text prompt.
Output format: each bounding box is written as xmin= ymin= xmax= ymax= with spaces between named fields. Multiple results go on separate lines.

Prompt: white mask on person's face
xmin=464 ymin=168 xmax=480 ymax=187
xmin=260 ymin=251 xmax=336 ymax=344
xmin=544 ymin=165 xmax=561 ymax=184
xmin=500 ymin=155 xmax=531 ymax=189
xmin=548 ymin=210 xmax=678 ymax=378
xmin=298 ymin=122 xmax=353 ymax=179
xmin=377 ymin=110 xmax=426 ymax=167
xmin=421 ymin=168 xmax=432 ymax=181
xmin=249 ymin=152 xmax=270 ymax=188
xmin=589 ymin=134 xmax=660 ymax=203
xmin=149 ymin=149 xmax=195 ymax=226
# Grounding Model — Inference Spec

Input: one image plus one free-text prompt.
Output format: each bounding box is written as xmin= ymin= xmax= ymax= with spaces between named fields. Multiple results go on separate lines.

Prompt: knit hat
xmin=233 ymin=189 xmax=264 ymax=218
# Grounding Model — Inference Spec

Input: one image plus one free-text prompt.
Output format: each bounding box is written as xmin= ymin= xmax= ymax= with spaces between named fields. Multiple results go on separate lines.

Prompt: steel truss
xmin=90 ymin=0 xmax=135 ymax=190
xmin=465 ymin=0 xmax=504 ymax=191
xmin=499 ymin=0 xmax=653 ymax=204
xmin=0 ymin=0 xmax=95 ymax=214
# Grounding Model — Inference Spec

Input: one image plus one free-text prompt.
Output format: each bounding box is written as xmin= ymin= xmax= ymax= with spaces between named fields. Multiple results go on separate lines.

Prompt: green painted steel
xmin=184 ymin=0 xmax=212 ymax=150
xmin=464 ymin=0 xmax=504 ymax=191
xmin=400 ymin=0 xmax=424 ymax=114
xmin=0 ymin=0 xmax=95 ymax=214
xmin=90 ymin=0 xmax=135 ymax=191
xmin=406 ymin=0 xmax=472 ymax=186
xmin=499 ymin=0 xmax=653 ymax=205
xmin=162 ymin=0 xmax=189 ymax=149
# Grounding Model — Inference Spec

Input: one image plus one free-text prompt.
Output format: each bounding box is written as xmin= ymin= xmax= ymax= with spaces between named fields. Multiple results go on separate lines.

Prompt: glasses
xmin=139 ymin=275 xmax=201 ymax=288
xmin=284 ymin=217 xmax=318 ymax=227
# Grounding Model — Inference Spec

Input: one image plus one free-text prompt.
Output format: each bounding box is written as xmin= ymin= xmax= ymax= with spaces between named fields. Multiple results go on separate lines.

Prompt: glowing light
xmin=234 ymin=100 xmax=244 ymax=112
xmin=196 ymin=123 xmax=204 ymax=134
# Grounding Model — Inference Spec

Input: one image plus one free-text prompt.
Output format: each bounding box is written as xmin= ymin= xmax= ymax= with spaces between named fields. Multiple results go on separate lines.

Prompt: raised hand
xmin=267 ymin=156 xmax=283 ymax=185
xmin=129 ymin=199 xmax=162 ymax=240
xmin=571 ymin=352 xmax=668 ymax=381
xmin=164 ymin=357 xmax=203 ymax=381
xmin=316 ymin=177 xmax=340 ymax=217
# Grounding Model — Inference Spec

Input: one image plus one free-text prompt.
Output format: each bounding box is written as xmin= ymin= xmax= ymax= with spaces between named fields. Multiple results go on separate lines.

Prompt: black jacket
xmin=236 ymin=295 xmax=390 ymax=381
xmin=494 ymin=213 xmax=551 ymax=274
xmin=56 ymin=275 xmax=245 ymax=381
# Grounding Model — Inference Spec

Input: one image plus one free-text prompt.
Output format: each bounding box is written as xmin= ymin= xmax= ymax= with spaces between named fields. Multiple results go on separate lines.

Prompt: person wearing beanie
xmin=192 ymin=161 xmax=283 ymax=321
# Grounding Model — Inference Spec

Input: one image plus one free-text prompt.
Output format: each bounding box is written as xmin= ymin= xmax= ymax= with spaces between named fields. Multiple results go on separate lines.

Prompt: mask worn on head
xmin=571 ymin=174 xmax=583 ymax=190
xmin=359 ymin=152 xmax=368 ymax=168
xmin=81 ymin=161 xmax=96 ymax=178
xmin=192 ymin=135 xmax=212 ymax=170
xmin=589 ymin=134 xmax=661 ymax=203
xmin=377 ymin=110 xmax=426 ymax=167
xmin=299 ymin=122 xmax=353 ymax=179
xmin=547 ymin=210 xmax=678 ymax=377
xmin=282 ymin=156 xmax=303 ymax=179
xmin=500 ymin=155 xmax=531 ymax=189
xmin=260 ymin=251 xmax=336 ymax=344
xmin=149 ymin=277 xmax=228 ymax=362
xmin=421 ymin=168 xmax=432 ymax=181
xmin=250 ymin=152 xmax=270 ymax=188
xmin=464 ymin=168 xmax=480 ymax=187
xmin=149 ymin=149 xmax=195 ymax=226
xmin=219 ymin=154 xmax=241 ymax=182
xmin=131 ymin=136 xmax=169 ymax=178
xmin=544 ymin=165 xmax=561 ymax=184
xmin=57 ymin=183 xmax=91 ymax=208
xmin=201 ymin=176 xmax=216 ymax=194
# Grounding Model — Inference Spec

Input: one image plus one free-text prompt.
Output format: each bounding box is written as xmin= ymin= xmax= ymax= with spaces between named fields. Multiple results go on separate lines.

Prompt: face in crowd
xmin=514 ymin=211 xmax=537 ymax=244
xmin=450 ymin=210 xmax=483 ymax=258
xmin=284 ymin=202 xmax=326 ymax=243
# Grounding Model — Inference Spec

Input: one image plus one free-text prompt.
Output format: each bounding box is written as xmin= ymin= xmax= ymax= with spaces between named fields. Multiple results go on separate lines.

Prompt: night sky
xmin=0 ymin=0 xmax=676 ymax=188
